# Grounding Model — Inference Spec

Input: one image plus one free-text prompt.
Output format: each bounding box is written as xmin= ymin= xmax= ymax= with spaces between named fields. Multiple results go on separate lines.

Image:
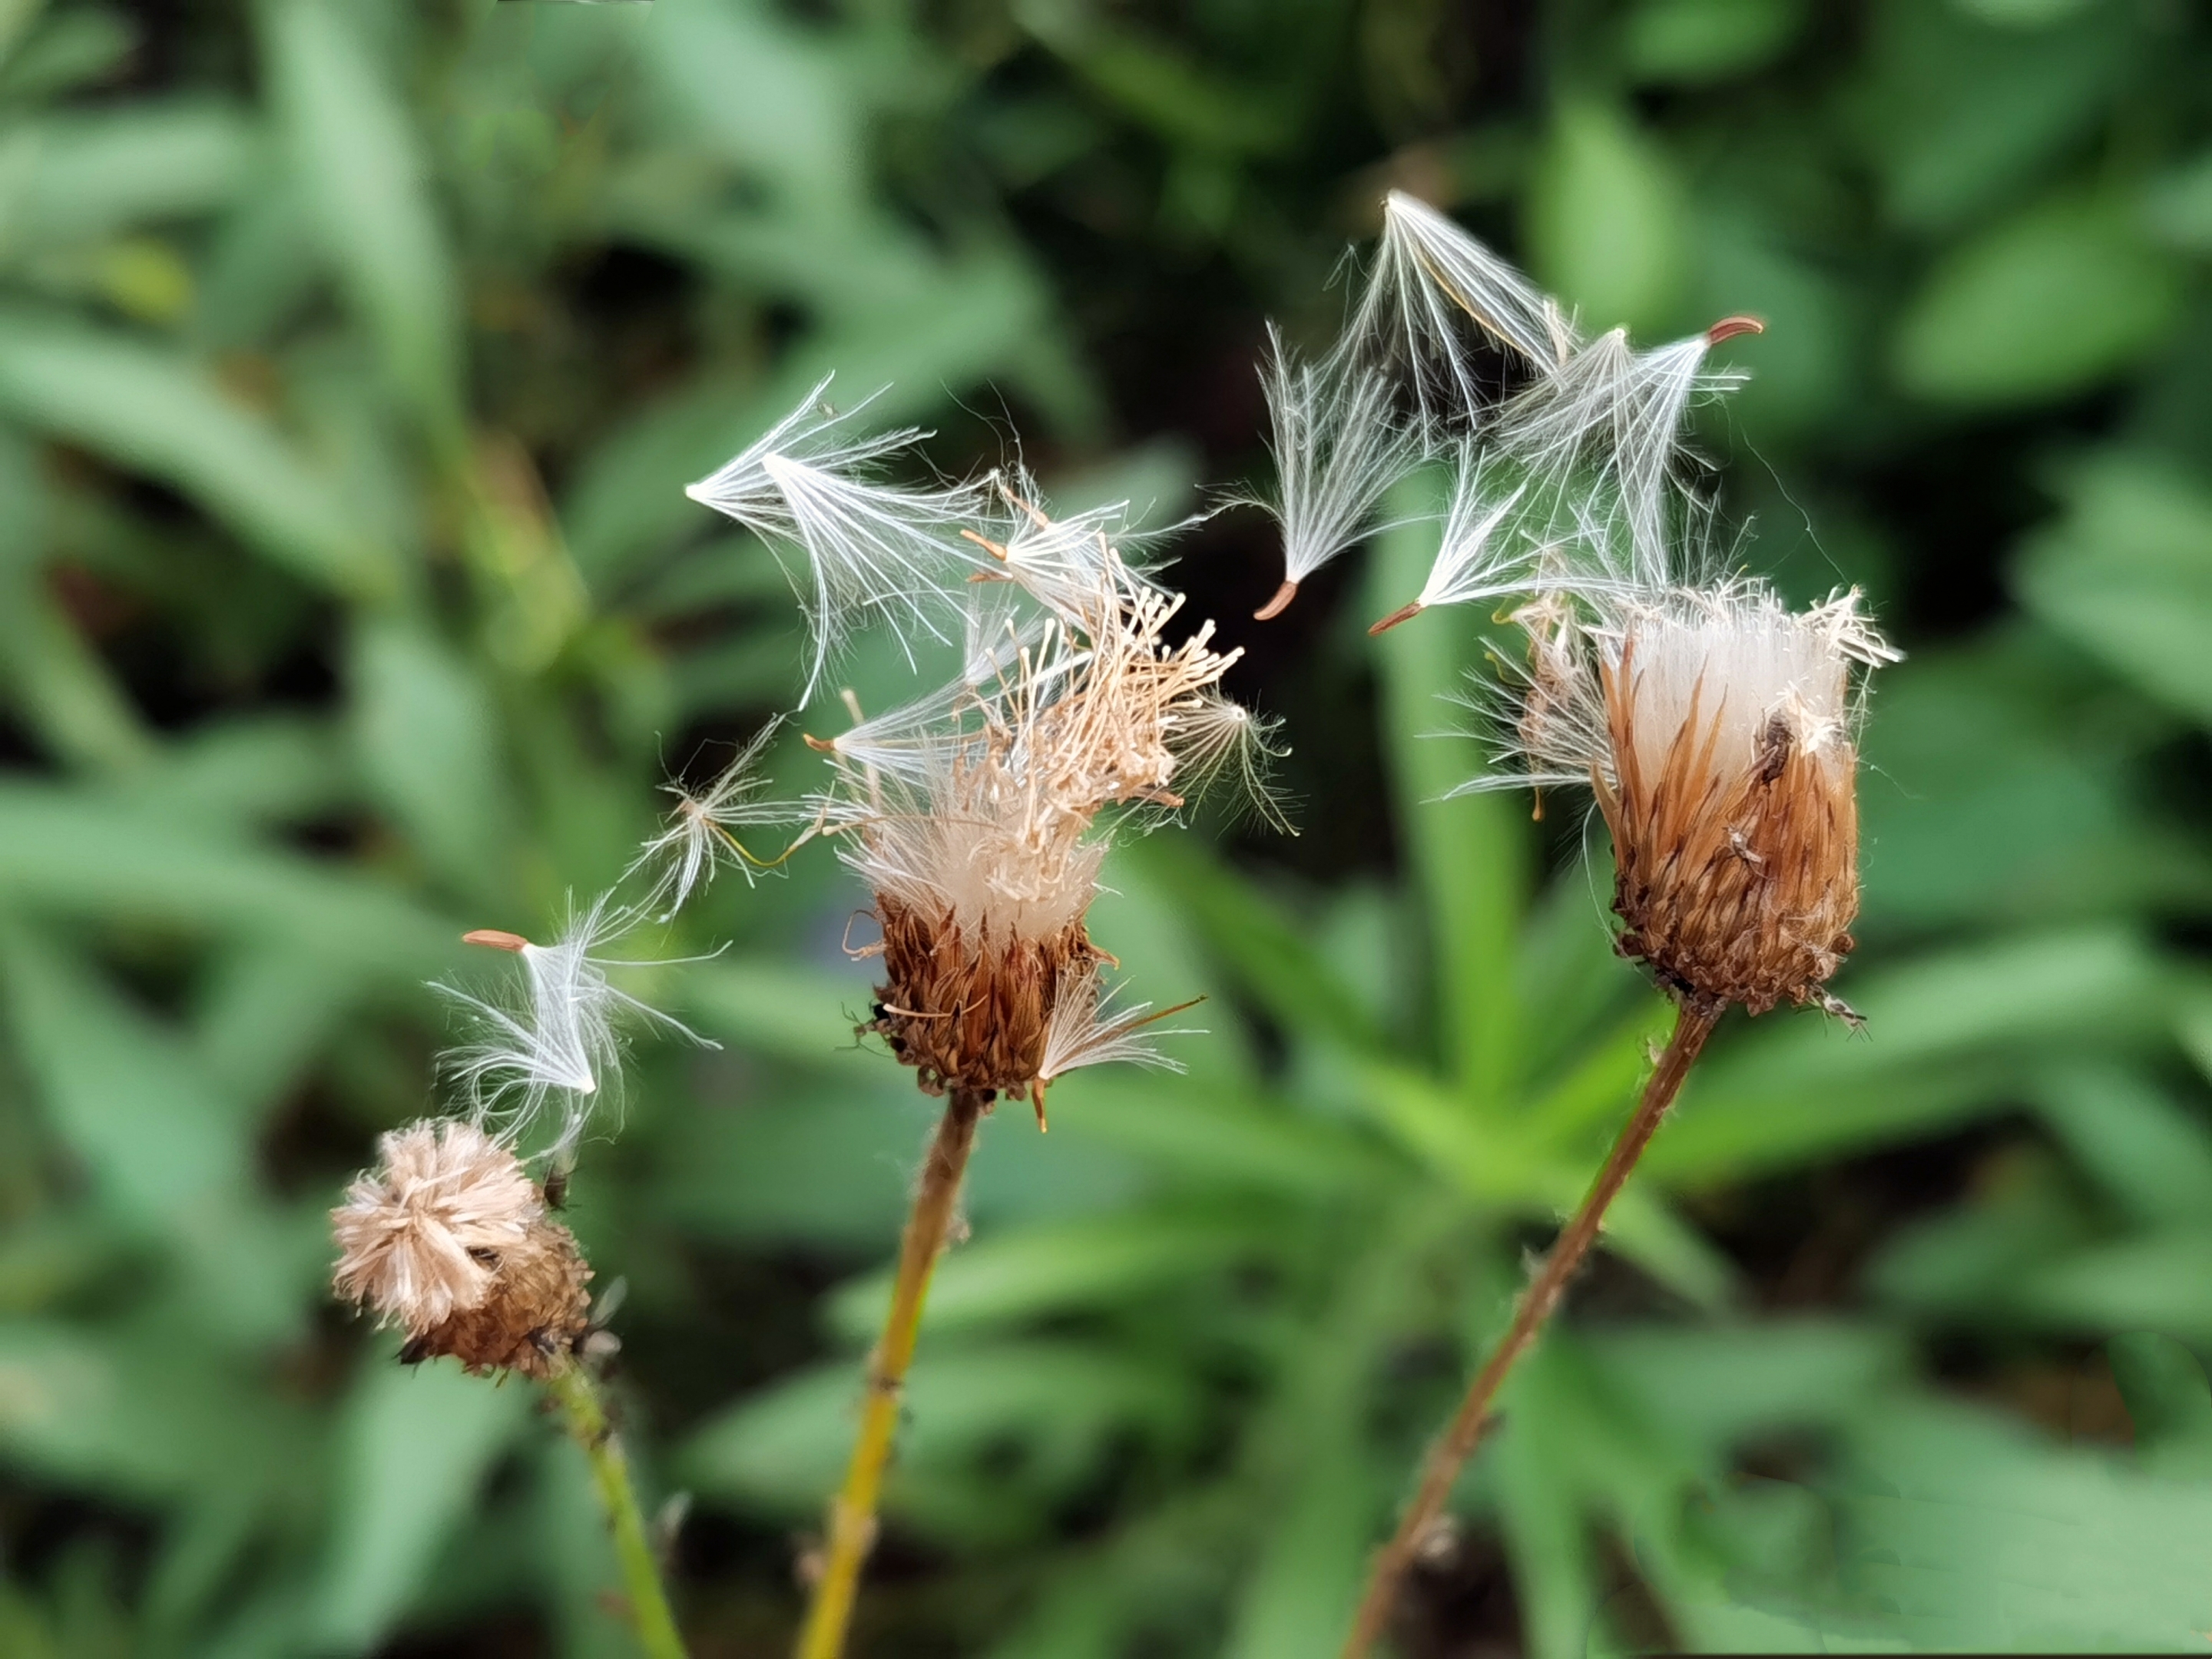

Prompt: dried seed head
xmin=331 ymin=1121 xmax=594 ymax=1376
xmin=1590 ymin=588 xmax=1896 ymax=1015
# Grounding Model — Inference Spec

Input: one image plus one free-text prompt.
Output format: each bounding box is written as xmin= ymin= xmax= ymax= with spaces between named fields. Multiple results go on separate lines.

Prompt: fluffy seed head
xmin=1587 ymin=587 xmax=1896 ymax=1014
xmin=332 ymin=1120 xmax=541 ymax=1333
xmin=331 ymin=1120 xmax=595 ymax=1377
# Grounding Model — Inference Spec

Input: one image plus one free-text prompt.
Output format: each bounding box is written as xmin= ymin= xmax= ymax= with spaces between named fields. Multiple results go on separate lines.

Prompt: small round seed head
xmin=330 ymin=1120 xmax=594 ymax=1377
xmin=332 ymin=1120 xmax=542 ymax=1333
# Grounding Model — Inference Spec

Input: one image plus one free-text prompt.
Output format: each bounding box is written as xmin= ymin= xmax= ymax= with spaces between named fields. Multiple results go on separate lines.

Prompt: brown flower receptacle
xmin=869 ymin=898 xmax=1100 ymax=1104
xmin=401 ymin=1216 xmax=594 ymax=1379
xmin=1594 ymin=652 xmax=1862 ymax=1019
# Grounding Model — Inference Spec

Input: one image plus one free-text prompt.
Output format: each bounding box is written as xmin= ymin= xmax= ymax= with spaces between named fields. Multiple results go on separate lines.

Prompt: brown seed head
xmin=331 ymin=1119 xmax=592 ymax=1377
xmin=1589 ymin=593 xmax=1879 ymax=1015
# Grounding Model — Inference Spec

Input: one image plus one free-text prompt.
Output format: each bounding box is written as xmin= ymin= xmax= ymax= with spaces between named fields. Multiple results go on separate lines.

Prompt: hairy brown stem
xmin=1338 ymin=1002 xmax=1720 ymax=1659
xmin=794 ymin=1088 xmax=988 ymax=1659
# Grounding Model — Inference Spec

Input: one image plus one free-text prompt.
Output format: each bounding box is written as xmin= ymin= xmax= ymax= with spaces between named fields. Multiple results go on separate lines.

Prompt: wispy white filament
xmin=634 ymin=720 xmax=806 ymax=918
xmin=1037 ymin=965 xmax=1195 ymax=1085
xmin=684 ymin=377 xmax=992 ymax=697
xmin=437 ymin=896 xmax=714 ymax=1155
xmin=1253 ymin=327 xmax=1415 ymax=588
xmin=1340 ymin=190 xmax=1577 ymax=425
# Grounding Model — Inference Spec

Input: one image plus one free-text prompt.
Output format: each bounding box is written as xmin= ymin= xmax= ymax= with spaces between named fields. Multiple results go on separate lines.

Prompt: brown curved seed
xmin=1253 ymin=579 xmax=1298 ymax=621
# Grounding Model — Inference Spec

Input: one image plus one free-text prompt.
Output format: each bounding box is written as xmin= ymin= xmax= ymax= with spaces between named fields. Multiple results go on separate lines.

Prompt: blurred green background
xmin=1 ymin=0 xmax=2210 ymax=1654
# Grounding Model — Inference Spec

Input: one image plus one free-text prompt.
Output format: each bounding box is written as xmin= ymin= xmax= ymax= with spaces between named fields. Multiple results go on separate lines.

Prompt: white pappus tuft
xmin=437 ymin=895 xmax=716 ymax=1155
xmin=1340 ymin=190 xmax=1578 ymax=424
xmin=1247 ymin=326 xmax=1416 ymax=619
xmin=634 ymin=719 xmax=811 ymax=918
xmin=1036 ymin=967 xmax=1198 ymax=1089
xmin=684 ymin=376 xmax=994 ymax=698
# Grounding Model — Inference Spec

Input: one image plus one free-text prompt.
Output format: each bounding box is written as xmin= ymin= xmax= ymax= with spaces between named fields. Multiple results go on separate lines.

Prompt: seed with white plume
xmin=1249 ymin=326 xmax=1416 ymax=620
xmin=684 ymin=376 xmax=993 ymax=697
xmin=1340 ymin=190 xmax=1578 ymax=424
xmin=634 ymin=719 xmax=810 ymax=917
xmin=438 ymin=895 xmax=714 ymax=1155
xmin=331 ymin=1119 xmax=593 ymax=1376
xmin=1488 ymin=328 xmax=1743 ymax=593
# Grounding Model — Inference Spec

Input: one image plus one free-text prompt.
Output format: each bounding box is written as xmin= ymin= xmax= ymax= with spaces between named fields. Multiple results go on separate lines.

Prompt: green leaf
xmin=683 ymin=1340 xmax=1194 ymax=1547
xmin=2107 ymin=1333 xmax=2212 ymax=1477
xmin=310 ymin=1354 xmax=529 ymax=1654
xmin=0 ymin=308 xmax=389 ymax=595
xmin=1 ymin=101 xmax=254 ymax=247
xmin=1126 ymin=835 xmax=1379 ymax=1056
xmin=1893 ymin=194 xmax=2184 ymax=406
xmin=2015 ymin=453 xmax=2212 ymax=724
xmin=1525 ymin=101 xmax=1690 ymax=335
xmin=0 ymin=781 xmax=454 ymax=973
xmin=2032 ymin=1064 xmax=2212 ymax=1229
xmin=1623 ymin=0 xmax=1807 ymax=85
xmin=1834 ymin=1398 xmax=2212 ymax=1646
xmin=1365 ymin=481 xmax=1526 ymax=1104
xmin=261 ymin=0 xmax=461 ymax=437
xmin=349 ymin=617 xmax=515 ymax=902
xmin=826 ymin=1210 xmax=1262 ymax=1341
xmin=1651 ymin=929 xmax=2177 ymax=1184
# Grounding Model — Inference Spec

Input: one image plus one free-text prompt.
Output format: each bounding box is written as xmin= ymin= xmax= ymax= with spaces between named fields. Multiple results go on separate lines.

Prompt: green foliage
xmin=0 ymin=0 xmax=2207 ymax=1655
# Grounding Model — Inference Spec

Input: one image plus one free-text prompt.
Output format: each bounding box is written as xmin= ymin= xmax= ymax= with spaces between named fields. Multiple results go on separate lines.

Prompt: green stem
xmin=547 ymin=1360 xmax=689 ymax=1659
xmin=795 ymin=1088 xmax=988 ymax=1659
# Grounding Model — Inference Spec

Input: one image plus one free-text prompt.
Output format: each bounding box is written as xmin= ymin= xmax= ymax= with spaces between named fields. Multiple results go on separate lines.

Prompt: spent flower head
xmin=1280 ymin=193 xmax=1897 ymax=1018
xmin=331 ymin=1119 xmax=593 ymax=1377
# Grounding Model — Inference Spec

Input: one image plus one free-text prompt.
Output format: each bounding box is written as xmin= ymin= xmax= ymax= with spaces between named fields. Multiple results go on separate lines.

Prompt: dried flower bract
xmin=1592 ymin=588 xmax=1893 ymax=1016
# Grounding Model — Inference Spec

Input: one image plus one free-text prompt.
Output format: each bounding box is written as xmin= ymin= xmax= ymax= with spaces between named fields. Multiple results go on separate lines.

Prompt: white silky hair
xmin=1037 ymin=965 xmax=1197 ymax=1084
xmin=1162 ymin=690 xmax=1293 ymax=832
xmin=436 ymin=895 xmax=716 ymax=1156
xmin=633 ymin=719 xmax=811 ymax=918
xmin=1451 ymin=582 xmax=1896 ymax=798
xmin=1608 ymin=584 xmax=1899 ymax=785
xmin=1492 ymin=330 xmax=1741 ymax=591
xmin=1413 ymin=446 xmax=1539 ymax=611
xmin=684 ymin=376 xmax=995 ymax=699
xmin=1340 ymin=190 xmax=1578 ymax=426
xmin=1251 ymin=326 xmax=1417 ymax=586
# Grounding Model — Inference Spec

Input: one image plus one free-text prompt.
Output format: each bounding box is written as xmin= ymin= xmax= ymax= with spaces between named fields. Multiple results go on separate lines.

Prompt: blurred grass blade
xmin=260 ymin=0 xmax=462 ymax=442
xmin=0 ymin=308 xmax=389 ymax=595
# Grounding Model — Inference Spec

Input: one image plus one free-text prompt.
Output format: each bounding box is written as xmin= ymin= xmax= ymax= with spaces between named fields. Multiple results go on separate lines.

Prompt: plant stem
xmin=795 ymin=1088 xmax=988 ymax=1659
xmin=546 ymin=1359 xmax=689 ymax=1659
xmin=1338 ymin=1000 xmax=1720 ymax=1659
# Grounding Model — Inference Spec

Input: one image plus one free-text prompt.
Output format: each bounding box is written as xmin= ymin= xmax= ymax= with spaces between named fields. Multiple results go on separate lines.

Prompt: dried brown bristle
xmin=1592 ymin=644 xmax=1859 ymax=1015
xmin=866 ymin=898 xmax=1101 ymax=1100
